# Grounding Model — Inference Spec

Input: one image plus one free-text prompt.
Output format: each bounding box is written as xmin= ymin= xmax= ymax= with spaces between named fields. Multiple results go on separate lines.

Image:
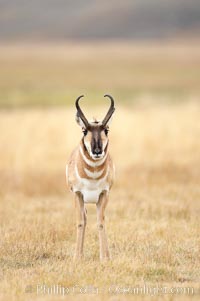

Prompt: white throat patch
xmin=84 ymin=167 xmax=104 ymax=179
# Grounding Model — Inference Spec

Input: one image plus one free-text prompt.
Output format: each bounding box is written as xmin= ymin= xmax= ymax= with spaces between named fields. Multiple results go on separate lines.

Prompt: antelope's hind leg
xmin=74 ymin=192 xmax=87 ymax=260
xmin=96 ymin=191 xmax=110 ymax=261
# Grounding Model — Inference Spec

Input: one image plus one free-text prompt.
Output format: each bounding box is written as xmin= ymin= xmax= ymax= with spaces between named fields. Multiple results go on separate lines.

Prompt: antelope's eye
xmin=104 ymin=128 xmax=109 ymax=136
xmin=83 ymin=129 xmax=88 ymax=136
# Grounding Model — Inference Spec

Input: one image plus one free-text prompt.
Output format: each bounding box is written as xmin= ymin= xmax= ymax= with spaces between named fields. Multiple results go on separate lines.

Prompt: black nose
xmin=94 ymin=148 xmax=102 ymax=155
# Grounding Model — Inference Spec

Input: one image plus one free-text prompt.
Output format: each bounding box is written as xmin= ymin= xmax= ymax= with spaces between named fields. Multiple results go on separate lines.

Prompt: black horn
xmin=102 ymin=94 xmax=115 ymax=126
xmin=75 ymin=95 xmax=89 ymax=128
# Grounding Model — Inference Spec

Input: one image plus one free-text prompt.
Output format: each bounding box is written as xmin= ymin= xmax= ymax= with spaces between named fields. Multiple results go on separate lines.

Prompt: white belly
xmin=82 ymin=189 xmax=103 ymax=204
xmin=74 ymin=166 xmax=109 ymax=204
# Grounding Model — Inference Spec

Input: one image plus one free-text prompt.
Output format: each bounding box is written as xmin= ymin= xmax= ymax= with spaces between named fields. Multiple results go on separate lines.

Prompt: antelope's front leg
xmin=96 ymin=191 xmax=110 ymax=261
xmin=74 ymin=192 xmax=87 ymax=260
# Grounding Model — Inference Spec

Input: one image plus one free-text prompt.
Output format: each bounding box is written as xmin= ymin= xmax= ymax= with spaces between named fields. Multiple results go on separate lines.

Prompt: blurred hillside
xmin=0 ymin=0 xmax=200 ymax=41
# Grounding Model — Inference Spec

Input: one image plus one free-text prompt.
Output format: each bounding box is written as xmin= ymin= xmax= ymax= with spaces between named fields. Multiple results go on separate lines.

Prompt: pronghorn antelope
xmin=66 ymin=95 xmax=115 ymax=260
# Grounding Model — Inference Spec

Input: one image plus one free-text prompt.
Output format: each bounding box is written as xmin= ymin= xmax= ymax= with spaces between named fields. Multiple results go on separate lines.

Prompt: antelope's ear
xmin=76 ymin=113 xmax=86 ymax=128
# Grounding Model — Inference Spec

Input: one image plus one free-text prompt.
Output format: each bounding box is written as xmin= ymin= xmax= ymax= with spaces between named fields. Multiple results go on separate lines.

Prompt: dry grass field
xmin=0 ymin=42 xmax=200 ymax=107
xmin=0 ymin=43 xmax=200 ymax=301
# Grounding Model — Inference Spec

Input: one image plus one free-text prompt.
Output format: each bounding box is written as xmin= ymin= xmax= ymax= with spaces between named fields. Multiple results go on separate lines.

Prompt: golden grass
xmin=0 ymin=100 xmax=200 ymax=300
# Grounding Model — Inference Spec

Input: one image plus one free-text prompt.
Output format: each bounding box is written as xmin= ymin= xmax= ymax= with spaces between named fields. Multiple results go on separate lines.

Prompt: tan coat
xmin=66 ymin=139 xmax=114 ymax=204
